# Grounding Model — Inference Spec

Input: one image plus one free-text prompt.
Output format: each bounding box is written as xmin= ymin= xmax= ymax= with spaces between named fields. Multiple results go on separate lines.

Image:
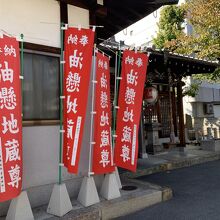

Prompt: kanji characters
xmin=2 ymin=114 xmax=19 ymax=134
xmin=100 ymin=111 xmax=109 ymax=126
xmin=69 ymin=49 xmax=83 ymax=69
xmin=79 ymin=35 xmax=88 ymax=46
xmin=120 ymin=145 xmax=130 ymax=162
xmin=125 ymin=56 xmax=134 ymax=65
xmin=104 ymin=61 xmax=108 ymax=70
xmin=4 ymin=45 xmax=16 ymax=57
xmin=7 ymin=164 xmax=21 ymax=188
xmin=121 ymin=126 xmax=132 ymax=143
xmin=100 ymin=91 xmax=108 ymax=108
xmin=66 ymin=72 xmax=81 ymax=92
xmin=67 ymin=34 xmax=78 ymax=45
xmin=100 ymin=130 xmax=110 ymax=147
xmin=5 ymin=139 xmax=20 ymax=162
xmin=67 ymin=34 xmax=89 ymax=46
xmin=67 ymin=96 xmax=78 ymax=114
xmin=125 ymin=87 xmax=136 ymax=104
xmin=0 ymin=61 xmax=14 ymax=83
xmin=99 ymin=149 xmax=110 ymax=167
xmin=100 ymin=73 xmax=107 ymax=89
xmin=123 ymin=107 xmax=134 ymax=122
xmin=127 ymin=69 xmax=138 ymax=86
xmin=66 ymin=145 xmax=71 ymax=159
xmin=67 ymin=119 xmax=74 ymax=139
xmin=98 ymin=59 xmax=103 ymax=68
xmin=135 ymin=57 xmax=143 ymax=67
xmin=0 ymin=87 xmax=16 ymax=110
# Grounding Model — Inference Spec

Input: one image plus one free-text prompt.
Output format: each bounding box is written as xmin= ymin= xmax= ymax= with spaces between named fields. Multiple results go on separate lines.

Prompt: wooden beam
xmin=60 ymin=1 xmax=68 ymax=24
xmin=177 ymin=80 xmax=186 ymax=147
xmin=57 ymin=0 xmax=89 ymax=10
xmin=21 ymin=42 xmax=60 ymax=54
xmin=171 ymin=86 xmax=178 ymax=136
xmin=107 ymin=7 xmax=134 ymax=24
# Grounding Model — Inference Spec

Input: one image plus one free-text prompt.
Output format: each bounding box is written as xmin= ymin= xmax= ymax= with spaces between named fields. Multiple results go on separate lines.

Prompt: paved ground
xmin=121 ymin=145 xmax=220 ymax=179
xmin=117 ymin=160 xmax=220 ymax=220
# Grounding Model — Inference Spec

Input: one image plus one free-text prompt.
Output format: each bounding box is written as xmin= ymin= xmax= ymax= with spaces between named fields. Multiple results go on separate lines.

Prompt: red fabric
xmin=63 ymin=27 xmax=94 ymax=173
xmin=0 ymin=35 xmax=22 ymax=202
xmin=92 ymin=52 xmax=115 ymax=174
xmin=114 ymin=50 xmax=148 ymax=172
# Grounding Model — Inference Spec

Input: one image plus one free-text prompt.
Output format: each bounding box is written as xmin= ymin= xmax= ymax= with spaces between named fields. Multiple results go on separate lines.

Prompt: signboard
xmin=63 ymin=27 xmax=95 ymax=174
xmin=0 ymin=35 xmax=22 ymax=202
xmin=114 ymin=50 xmax=148 ymax=172
xmin=92 ymin=52 xmax=114 ymax=174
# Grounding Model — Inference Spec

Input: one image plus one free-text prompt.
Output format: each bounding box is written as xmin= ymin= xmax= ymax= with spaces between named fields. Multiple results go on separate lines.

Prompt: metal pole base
xmin=47 ymin=183 xmax=72 ymax=217
xmin=77 ymin=176 xmax=100 ymax=207
xmin=6 ymin=191 xmax=34 ymax=220
xmin=100 ymin=173 xmax=121 ymax=200
xmin=115 ymin=167 xmax=122 ymax=189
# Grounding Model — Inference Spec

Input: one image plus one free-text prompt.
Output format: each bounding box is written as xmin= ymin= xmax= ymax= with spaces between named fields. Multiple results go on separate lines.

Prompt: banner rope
xmin=40 ymin=21 xmax=104 ymax=29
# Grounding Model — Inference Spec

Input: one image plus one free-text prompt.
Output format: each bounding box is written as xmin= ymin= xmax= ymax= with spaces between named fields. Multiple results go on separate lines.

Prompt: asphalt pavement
xmin=117 ymin=160 xmax=220 ymax=220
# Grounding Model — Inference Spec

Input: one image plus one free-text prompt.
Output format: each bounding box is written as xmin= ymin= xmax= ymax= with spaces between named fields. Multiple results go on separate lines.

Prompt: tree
xmin=154 ymin=0 xmax=220 ymax=82
xmin=153 ymin=5 xmax=185 ymax=49
xmin=167 ymin=0 xmax=220 ymax=81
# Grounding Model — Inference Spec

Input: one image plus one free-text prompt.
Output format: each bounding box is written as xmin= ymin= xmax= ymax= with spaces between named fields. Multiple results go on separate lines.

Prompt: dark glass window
xmin=23 ymin=52 xmax=59 ymax=120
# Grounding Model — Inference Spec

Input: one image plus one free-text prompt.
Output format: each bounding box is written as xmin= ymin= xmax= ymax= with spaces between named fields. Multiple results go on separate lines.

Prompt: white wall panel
xmin=0 ymin=0 xmax=60 ymax=47
xmin=68 ymin=5 xmax=89 ymax=27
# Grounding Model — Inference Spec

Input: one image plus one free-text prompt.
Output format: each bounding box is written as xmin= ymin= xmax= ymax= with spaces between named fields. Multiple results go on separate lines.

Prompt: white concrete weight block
xmin=6 ymin=191 xmax=34 ymax=220
xmin=47 ymin=183 xmax=72 ymax=217
xmin=77 ymin=176 xmax=100 ymax=207
xmin=100 ymin=173 xmax=121 ymax=200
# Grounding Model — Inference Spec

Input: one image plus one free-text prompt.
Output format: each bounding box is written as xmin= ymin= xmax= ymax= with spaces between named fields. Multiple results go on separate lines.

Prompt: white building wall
xmin=0 ymin=0 xmax=103 ymax=216
xmin=183 ymin=77 xmax=220 ymax=139
xmin=214 ymin=105 xmax=220 ymax=118
xmin=68 ymin=5 xmax=90 ymax=27
xmin=0 ymin=0 xmax=60 ymax=47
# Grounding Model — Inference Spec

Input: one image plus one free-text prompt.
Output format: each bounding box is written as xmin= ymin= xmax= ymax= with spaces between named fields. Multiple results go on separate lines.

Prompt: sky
xmin=115 ymin=0 xmax=185 ymax=47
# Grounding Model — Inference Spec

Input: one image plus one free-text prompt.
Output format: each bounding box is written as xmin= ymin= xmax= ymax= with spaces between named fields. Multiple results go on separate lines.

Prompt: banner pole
xmin=112 ymin=49 xmax=122 ymax=148
xmin=88 ymin=44 xmax=96 ymax=177
xmin=20 ymin=34 xmax=24 ymax=92
xmin=59 ymin=23 xmax=64 ymax=185
xmin=20 ymin=34 xmax=24 ymax=117
xmin=112 ymin=51 xmax=118 ymax=147
xmin=111 ymin=48 xmax=122 ymax=189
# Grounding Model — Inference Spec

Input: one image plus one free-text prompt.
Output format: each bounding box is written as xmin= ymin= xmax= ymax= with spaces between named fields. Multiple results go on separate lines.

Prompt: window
xmin=23 ymin=51 xmax=60 ymax=121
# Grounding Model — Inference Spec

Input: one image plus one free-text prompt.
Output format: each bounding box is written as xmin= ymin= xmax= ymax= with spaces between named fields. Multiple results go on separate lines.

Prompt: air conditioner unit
xmin=204 ymin=103 xmax=214 ymax=114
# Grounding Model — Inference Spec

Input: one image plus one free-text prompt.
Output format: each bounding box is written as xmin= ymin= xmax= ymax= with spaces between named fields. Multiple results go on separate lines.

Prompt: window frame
xmin=22 ymin=48 xmax=60 ymax=127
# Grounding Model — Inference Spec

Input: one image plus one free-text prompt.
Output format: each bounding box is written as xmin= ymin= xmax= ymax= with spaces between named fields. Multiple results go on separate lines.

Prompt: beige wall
xmin=0 ymin=0 xmax=95 ymax=216
xmin=0 ymin=0 xmax=60 ymax=47
xmin=0 ymin=0 xmax=90 ymax=47
xmin=68 ymin=5 xmax=89 ymax=28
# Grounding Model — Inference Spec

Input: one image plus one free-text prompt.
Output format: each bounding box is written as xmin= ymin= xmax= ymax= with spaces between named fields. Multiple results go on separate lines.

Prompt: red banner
xmin=0 ymin=35 xmax=22 ymax=201
xmin=92 ymin=52 xmax=114 ymax=174
xmin=114 ymin=50 xmax=148 ymax=172
xmin=63 ymin=27 xmax=95 ymax=173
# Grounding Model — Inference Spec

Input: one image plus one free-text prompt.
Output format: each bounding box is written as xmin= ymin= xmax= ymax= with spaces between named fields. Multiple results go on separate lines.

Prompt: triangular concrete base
xmin=47 ymin=183 xmax=72 ymax=217
xmin=100 ymin=173 xmax=121 ymax=200
xmin=115 ymin=167 xmax=122 ymax=189
xmin=6 ymin=191 xmax=34 ymax=220
xmin=77 ymin=176 xmax=100 ymax=207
